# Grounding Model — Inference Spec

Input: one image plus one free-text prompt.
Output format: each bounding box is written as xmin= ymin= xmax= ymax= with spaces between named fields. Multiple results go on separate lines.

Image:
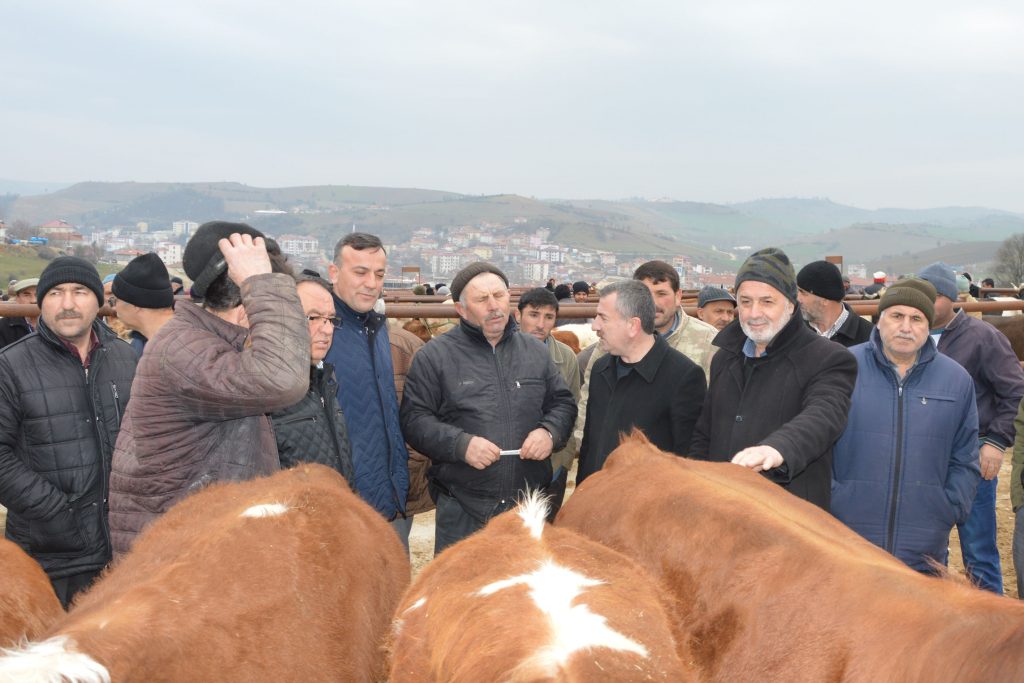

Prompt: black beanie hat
xmin=878 ymin=277 xmax=937 ymax=327
xmin=36 ymin=256 xmax=104 ymax=307
xmin=796 ymin=261 xmax=845 ymax=302
xmin=112 ymin=253 xmax=174 ymax=309
xmin=182 ymin=221 xmax=265 ymax=298
xmin=572 ymin=280 xmax=590 ymax=295
xmin=735 ymin=247 xmax=798 ymax=304
xmin=450 ymin=262 xmax=509 ymax=302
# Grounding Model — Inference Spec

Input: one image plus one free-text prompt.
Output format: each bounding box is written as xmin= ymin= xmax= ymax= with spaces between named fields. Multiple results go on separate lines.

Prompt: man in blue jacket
xmin=831 ymin=278 xmax=980 ymax=573
xmin=919 ymin=262 xmax=1024 ymax=593
xmin=326 ymin=233 xmax=410 ymax=546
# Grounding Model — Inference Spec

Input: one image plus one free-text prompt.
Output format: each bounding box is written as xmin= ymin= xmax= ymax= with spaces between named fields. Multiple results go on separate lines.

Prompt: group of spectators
xmin=2 ymin=226 xmax=1024 ymax=609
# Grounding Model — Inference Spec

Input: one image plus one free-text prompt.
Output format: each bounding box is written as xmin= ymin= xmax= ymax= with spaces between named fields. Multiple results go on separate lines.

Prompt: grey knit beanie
xmin=735 ymin=247 xmax=798 ymax=304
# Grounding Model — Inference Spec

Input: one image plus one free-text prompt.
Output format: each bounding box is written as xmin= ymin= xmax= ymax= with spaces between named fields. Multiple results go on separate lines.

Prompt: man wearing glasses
xmin=270 ymin=274 xmax=355 ymax=488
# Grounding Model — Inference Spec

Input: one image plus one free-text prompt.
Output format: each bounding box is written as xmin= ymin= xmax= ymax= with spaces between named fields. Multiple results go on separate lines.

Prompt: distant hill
xmin=5 ymin=182 xmax=1023 ymax=266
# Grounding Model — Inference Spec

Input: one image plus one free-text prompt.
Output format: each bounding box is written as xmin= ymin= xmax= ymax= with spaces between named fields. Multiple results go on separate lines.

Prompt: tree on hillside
xmin=994 ymin=233 xmax=1024 ymax=285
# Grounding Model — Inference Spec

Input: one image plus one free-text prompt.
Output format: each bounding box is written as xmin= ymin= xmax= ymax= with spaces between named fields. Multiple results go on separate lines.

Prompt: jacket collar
xmin=940 ymin=308 xmax=966 ymax=333
xmin=36 ymin=317 xmax=116 ymax=352
xmin=459 ymin=314 xmax=517 ymax=346
xmin=598 ymin=334 xmax=670 ymax=384
xmin=333 ymin=294 xmax=385 ymax=332
xmin=867 ymin=325 xmax=937 ymax=370
xmin=175 ymin=301 xmax=249 ymax=350
xmin=713 ymin=303 xmax=811 ymax=356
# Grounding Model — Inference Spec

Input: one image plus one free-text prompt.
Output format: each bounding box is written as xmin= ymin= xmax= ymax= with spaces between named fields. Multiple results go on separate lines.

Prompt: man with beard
xmin=401 ymin=262 xmax=576 ymax=552
xmin=796 ymin=260 xmax=873 ymax=347
xmin=0 ymin=257 xmax=136 ymax=606
xmin=689 ymin=248 xmax=857 ymax=509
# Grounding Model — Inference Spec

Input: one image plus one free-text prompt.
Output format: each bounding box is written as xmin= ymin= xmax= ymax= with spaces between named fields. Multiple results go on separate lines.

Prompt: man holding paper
xmin=400 ymin=262 xmax=577 ymax=553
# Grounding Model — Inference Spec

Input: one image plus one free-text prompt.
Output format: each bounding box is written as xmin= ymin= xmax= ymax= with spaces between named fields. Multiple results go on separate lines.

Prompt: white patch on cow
xmin=516 ymin=489 xmax=549 ymax=540
xmin=0 ymin=636 xmax=110 ymax=683
xmin=240 ymin=503 xmax=289 ymax=518
xmin=477 ymin=560 xmax=648 ymax=670
xmin=406 ymin=597 xmax=426 ymax=612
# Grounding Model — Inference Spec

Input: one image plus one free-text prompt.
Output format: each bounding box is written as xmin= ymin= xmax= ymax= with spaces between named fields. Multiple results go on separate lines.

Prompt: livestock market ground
xmin=0 ymin=454 xmax=1015 ymax=594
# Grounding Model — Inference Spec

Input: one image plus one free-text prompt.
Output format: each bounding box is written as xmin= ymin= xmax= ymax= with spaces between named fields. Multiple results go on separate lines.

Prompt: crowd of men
xmin=3 ymin=225 xmax=1024 ymax=609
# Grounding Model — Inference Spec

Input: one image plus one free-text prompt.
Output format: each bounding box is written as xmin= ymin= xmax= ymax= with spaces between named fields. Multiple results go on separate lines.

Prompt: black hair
xmin=632 ymin=260 xmax=680 ymax=292
xmin=518 ymin=287 xmax=559 ymax=312
xmin=333 ymin=232 xmax=386 ymax=261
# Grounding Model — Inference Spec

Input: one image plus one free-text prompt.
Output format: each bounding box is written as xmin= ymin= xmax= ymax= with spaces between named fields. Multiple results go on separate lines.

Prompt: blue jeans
xmin=957 ymin=476 xmax=1002 ymax=594
xmin=390 ymin=515 xmax=413 ymax=554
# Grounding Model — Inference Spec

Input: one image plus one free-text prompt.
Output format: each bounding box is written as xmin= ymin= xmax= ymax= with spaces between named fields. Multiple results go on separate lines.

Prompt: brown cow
xmin=557 ymin=433 xmax=1024 ymax=682
xmin=0 ymin=538 xmax=63 ymax=647
xmin=0 ymin=465 xmax=409 ymax=682
xmin=550 ymin=329 xmax=581 ymax=355
xmin=985 ymin=314 xmax=1024 ymax=362
xmin=389 ymin=491 xmax=689 ymax=682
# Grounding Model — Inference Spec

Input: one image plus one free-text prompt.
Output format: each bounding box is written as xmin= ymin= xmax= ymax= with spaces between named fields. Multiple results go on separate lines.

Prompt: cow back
xmin=0 ymin=538 xmax=63 ymax=647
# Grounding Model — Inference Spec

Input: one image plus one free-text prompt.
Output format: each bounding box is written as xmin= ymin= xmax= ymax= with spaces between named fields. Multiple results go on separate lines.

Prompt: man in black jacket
xmin=400 ymin=262 xmax=577 ymax=553
xmin=577 ymin=280 xmax=706 ymax=484
xmin=796 ymin=260 xmax=873 ymax=347
xmin=0 ymin=257 xmax=137 ymax=607
xmin=270 ymin=275 xmax=355 ymax=488
xmin=690 ymin=248 xmax=857 ymax=510
xmin=0 ymin=277 xmax=38 ymax=348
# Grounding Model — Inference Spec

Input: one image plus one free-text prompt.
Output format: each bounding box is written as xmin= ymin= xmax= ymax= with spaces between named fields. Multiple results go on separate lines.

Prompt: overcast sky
xmin=3 ymin=1 xmax=1023 ymax=210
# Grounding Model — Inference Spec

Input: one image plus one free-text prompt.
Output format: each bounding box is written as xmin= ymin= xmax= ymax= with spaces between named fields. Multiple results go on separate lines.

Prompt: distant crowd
xmin=3 ymin=222 xmax=1024 ymax=610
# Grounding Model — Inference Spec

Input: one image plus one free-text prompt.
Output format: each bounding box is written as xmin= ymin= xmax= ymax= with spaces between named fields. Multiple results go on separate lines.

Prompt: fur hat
xmin=450 ymin=262 xmax=509 ymax=302
xmin=112 ymin=253 xmax=174 ymax=309
xmin=735 ymin=247 xmax=798 ymax=304
xmin=182 ymin=221 xmax=265 ymax=298
xmin=37 ymin=256 xmax=104 ymax=307
xmin=878 ymin=277 xmax=937 ymax=327
xmin=796 ymin=261 xmax=845 ymax=302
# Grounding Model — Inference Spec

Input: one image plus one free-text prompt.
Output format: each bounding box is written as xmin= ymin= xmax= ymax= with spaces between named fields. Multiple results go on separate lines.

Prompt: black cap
xmin=450 ymin=262 xmax=509 ymax=301
xmin=37 ymin=256 xmax=104 ymax=307
xmin=183 ymin=221 xmax=265 ymax=298
xmin=112 ymin=253 xmax=174 ymax=309
xmin=796 ymin=261 xmax=845 ymax=302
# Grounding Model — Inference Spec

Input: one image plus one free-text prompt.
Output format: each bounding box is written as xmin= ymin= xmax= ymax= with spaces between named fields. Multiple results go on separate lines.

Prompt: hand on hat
xmin=219 ymin=233 xmax=272 ymax=286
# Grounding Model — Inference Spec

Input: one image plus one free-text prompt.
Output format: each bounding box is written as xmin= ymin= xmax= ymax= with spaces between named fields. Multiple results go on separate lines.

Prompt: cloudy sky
xmin=4 ymin=1 xmax=1023 ymax=209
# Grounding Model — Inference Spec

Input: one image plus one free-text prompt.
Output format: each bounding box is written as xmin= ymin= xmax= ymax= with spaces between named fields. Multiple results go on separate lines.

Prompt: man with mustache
xmin=401 ymin=262 xmax=577 ymax=552
xmin=0 ymin=256 xmax=137 ymax=606
xmin=270 ymin=273 xmax=354 ymax=488
xmin=325 ymin=232 xmax=410 ymax=546
xmin=831 ymin=278 xmax=980 ymax=574
xmin=689 ymin=247 xmax=857 ymax=509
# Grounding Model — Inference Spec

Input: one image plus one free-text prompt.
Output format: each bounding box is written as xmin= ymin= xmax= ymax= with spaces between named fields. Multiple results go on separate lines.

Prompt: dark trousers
xmin=50 ymin=569 xmax=102 ymax=609
xmin=545 ymin=468 xmax=569 ymax=523
xmin=434 ymin=491 xmax=485 ymax=555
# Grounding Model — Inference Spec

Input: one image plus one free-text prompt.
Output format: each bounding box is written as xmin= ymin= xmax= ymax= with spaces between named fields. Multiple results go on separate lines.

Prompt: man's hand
xmin=979 ymin=443 xmax=1004 ymax=481
xmin=464 ymin=436 xmax=501 ymax=470
xmin=731 ymin=445 xmax=784 ymax=473
xmin=520 ymin=428 xmax=554 ymax=461
xmin=219 ymin=233 xmax=272 ymax=286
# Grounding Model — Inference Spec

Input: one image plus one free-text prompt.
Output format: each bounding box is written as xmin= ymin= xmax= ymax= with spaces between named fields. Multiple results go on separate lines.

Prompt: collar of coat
xmin=36 ymin=317 xmax=118 ymax=356
xmin=333 ymin=294 xmax=385 ymax=332
xmin=595 ymin=334 xmax=670 ymax=384
xmin=459 ymin=314 xmax=517 ymax=346
xmin=713 ymin=303 xmax=814 ymax=357
xmin=174 ymin=301 xmax=249 ymax=351
xmin=867 ymin=325 xmax=938 ymax=372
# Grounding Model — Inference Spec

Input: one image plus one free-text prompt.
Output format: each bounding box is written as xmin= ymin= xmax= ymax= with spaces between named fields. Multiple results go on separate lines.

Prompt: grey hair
xmin=599 ymin=280 xmax=656 ymax=335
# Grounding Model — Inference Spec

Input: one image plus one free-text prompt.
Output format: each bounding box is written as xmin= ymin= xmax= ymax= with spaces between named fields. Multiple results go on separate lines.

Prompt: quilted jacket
xmin=0 ymin=319 xmax=136 ymax=579
xmin=108 ymin=273 xmax=309 ymax=555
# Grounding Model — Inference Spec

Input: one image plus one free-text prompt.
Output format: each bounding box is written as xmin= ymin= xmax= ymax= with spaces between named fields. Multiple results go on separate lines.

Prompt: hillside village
xmin=0 ymin=216 xmax=883 ymax=289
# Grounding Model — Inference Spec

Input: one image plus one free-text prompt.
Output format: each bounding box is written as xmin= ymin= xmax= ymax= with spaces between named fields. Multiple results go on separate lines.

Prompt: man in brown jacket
xmin=108 ymin=222 xmax=310 ymax=556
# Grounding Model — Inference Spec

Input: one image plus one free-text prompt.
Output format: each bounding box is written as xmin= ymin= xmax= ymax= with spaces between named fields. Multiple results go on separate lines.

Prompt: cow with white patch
xmin=0 ymin=464 xmax=410 ymax=682
xmin=389 ymin=491 xmax=688 ymax=682
xmin=0 ymin=538 xmax=63 ymax=647
xmin=558 ymin=433 xmax=1024 ymax=682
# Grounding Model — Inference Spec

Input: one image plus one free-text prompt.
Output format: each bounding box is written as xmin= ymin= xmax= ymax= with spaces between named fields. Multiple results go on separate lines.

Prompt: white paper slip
xmin=499 ymin=449 xmax=522 ymax=456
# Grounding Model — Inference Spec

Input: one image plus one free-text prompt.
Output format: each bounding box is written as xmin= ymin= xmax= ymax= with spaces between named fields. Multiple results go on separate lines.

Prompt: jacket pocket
xmin=28 ymin=505 xmax=87 ymax=557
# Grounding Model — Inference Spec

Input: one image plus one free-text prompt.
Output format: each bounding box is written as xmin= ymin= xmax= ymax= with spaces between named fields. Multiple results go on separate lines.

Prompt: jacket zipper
xmin=492 ymin=343 xmax=516 ymax=504
xmin=885 ymin=377 xmax=906 ymax=553
xmin=110 ymin=382 xmax=122 ymax=429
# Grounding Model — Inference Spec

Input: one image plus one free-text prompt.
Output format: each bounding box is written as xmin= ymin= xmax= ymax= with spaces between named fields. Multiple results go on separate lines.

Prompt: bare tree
xmin=994 ymin=233 xmax=1024 ymax=286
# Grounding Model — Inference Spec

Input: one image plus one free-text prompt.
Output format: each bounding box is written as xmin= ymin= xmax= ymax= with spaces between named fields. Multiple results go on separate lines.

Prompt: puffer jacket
xmin=271 ymin=363 xmax=355 ymax=488
xmin=689 ymin=306 xmax=857 ymax=510
xmin=326 ymin=298 xmax=409 ymax=520
xmin=0 ymin=319 xmax=136 ymax=579
xmin=400 ymin=316 xmax=577 ymax=523
xmin=108 ymin=273 xmax=309 ymax=555
xmin=831 ymin=331 xmax=980 ymax=572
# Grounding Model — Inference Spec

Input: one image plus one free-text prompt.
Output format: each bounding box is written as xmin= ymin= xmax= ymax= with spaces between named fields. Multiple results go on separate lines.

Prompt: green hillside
xmin=0 ymin=245 xmax=120 ymax=283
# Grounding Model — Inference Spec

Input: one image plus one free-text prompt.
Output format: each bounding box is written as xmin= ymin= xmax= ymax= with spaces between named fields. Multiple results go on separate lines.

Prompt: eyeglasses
xmin=106 ymin=296 xmax=117 ymax=308
xmin=306 ymin=315 xmax=341 ymax=328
